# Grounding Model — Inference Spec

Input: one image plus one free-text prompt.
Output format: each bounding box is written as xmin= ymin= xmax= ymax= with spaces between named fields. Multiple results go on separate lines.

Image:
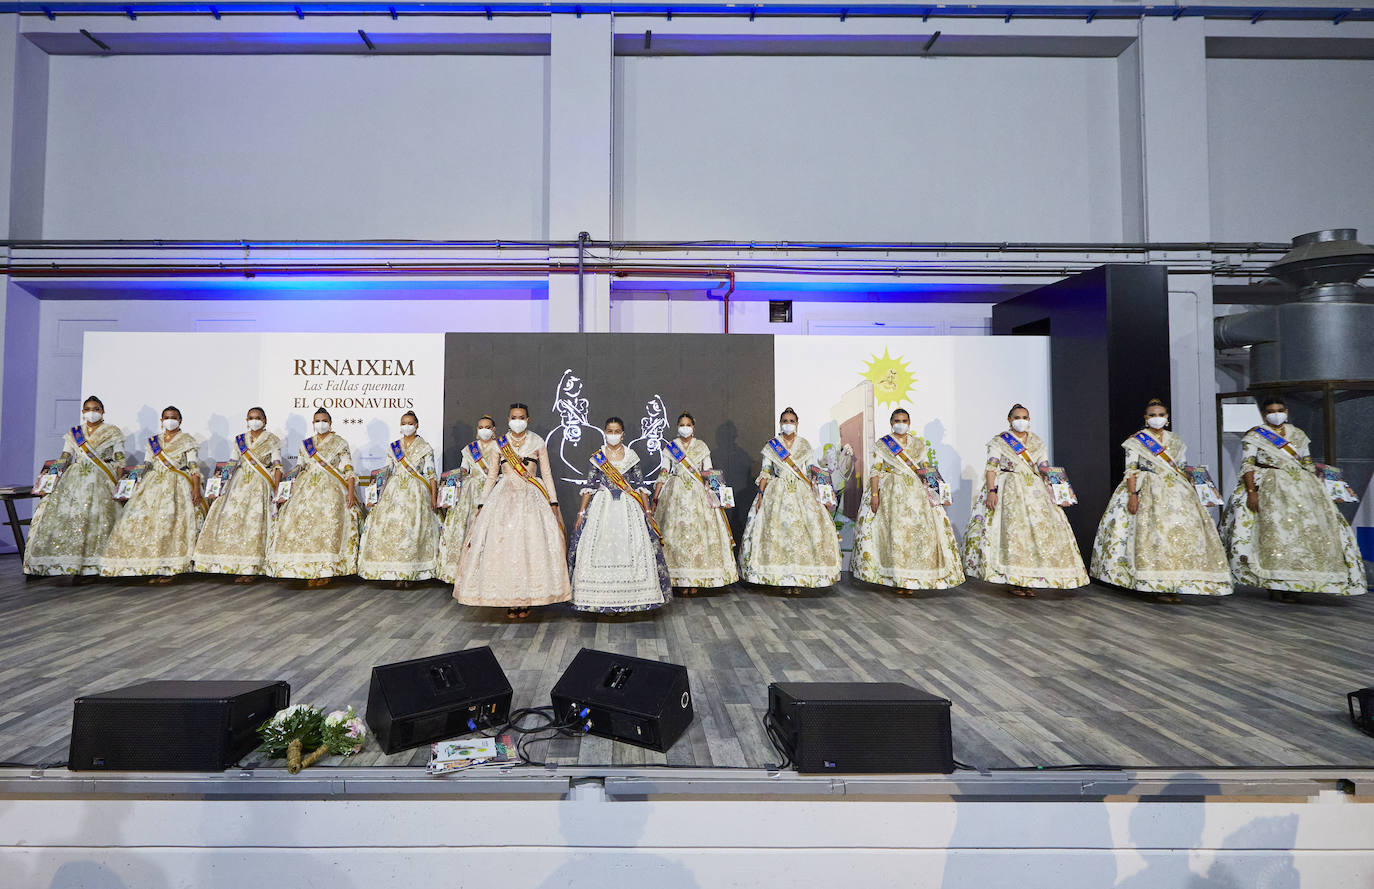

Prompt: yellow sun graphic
xmin=861 ymin=348 xmax=917 ymax=407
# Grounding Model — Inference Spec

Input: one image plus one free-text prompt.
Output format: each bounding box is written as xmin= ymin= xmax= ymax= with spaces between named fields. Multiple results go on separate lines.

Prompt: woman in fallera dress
xmin=739 ymin=407 xmax=841 ymax=594
xmin=963 ymin=403 xmax=1088 ymax=598
xmin=358 ymin=411 xmax=441 ymax=585
xmin=1220 ymin=396 xmax=1366 ymax=601
xmin=100 ymin=405 xmax=205 ymax=582
xmin=1090 ymin=399 xmax=1232 ymax=602
xmin=852 ymin=408 xmax=964 ymax=594
xmin=265 ymin=408 xmax=361 ymax=587
xmin=453 ymin=403 xmax=572 ymax=619
xmin=23 ymin=396 xmax=125 ymax=579
xmin=193 ymin=406 xmax=283 ymax=582
xmin=652 ymin=411 xmax=738 ymax=596
xmin=568 ymin=417 xmax=670 ymax=613
xmin=437 ymin=415 xmax=498 ymax=585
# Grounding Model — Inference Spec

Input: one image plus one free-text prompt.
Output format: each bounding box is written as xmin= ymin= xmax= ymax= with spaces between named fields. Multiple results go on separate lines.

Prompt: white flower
xmin=325 ymin=709 xmax=349 ymax=726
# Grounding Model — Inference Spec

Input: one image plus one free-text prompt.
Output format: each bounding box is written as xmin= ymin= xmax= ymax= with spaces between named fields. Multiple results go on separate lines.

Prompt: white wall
xmin=1207 ymin=58 xmax=1374 ymax=243
xmin=614 ymin=56 xmax=1124 ymax=242
xmin=43 ymin=54 xmax=550 ymax=239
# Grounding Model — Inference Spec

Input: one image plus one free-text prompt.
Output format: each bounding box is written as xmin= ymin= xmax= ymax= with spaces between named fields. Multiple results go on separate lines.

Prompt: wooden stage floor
xmin=2 ymin=554 xmax=1371 ymax=771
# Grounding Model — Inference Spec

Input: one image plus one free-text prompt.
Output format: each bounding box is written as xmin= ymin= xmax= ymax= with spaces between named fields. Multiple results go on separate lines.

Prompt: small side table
xmin=0 ymin=485 xmax=38 ymax=558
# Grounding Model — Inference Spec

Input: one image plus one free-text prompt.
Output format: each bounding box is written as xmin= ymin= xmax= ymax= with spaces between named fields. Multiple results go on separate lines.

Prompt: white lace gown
xmin=453 ymin=431 xmax=572 ymax=608
xmin=358 ymin=436 xmax=441 ymax=581
xmin=1220 ymin=424 xmax=1365 ymax=596
xmin=265 ymin=433 xmax=361 ymax=579
xmin=568 ymin=448 xmax=670 ymax=612
xmin=739 ymin=436 xmax=842 ymax=588
xmin=194 ymin=431 xmax=282 ymax=576
xmin=437 ymin=440 xmax=497 ymax=584
xmin=100 ymin=432 xmax=204 ymax=577
xmin=653 ymin=437 xmax=738 ymax=588
xmin=24 ymin=423 xmax=125 ymax=576
xmin=851 ymin=435 xmax=965 ymax=590
xmin=1090 ymin=430 xmax=1231 ymax=597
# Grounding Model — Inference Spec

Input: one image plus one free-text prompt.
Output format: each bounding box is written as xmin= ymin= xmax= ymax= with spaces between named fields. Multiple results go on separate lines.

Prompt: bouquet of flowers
xmin=258 ymin=703 xmax=368 ymax=773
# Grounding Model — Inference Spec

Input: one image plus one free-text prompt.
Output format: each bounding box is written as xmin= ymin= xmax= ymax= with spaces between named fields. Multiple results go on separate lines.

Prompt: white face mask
xmin=1265 ymin=411 xmax=1287 ymax=427
xmin=1011 ymin=418 xmax=1031 ymax=433
xmin=247 ymin=418 xmax=265 ymax=432
xmin=314 ymin=420 xmax=331 ymax=435
xmin=83 ymin=411 xmax=103 ymax=424
xmin=604 ymin=433 xmax=623 ymax=446
xmin=476 ymin=427 xmax=494 ymax=441
xmin=1146 ymin=416 xmax=1168 ymax=429
xmin=780 ymin=422 xmax=797 ymax=436
xmin=509 ymin=418 xmax=528 ymax=434
xmin=400 ymin=424 xmax=416 ymax=437
xmin=678 ymin=425 xmax=694 ymax=439
xmin=162 ymin=418 xmax=180 ymax=432
xmin=892 ymin=422 xmax=909 ymax=435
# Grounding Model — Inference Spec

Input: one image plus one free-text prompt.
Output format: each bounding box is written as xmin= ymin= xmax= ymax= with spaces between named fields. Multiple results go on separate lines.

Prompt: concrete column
xmin=1168 ymin=273 xmax=1220 ymax=471
xmin=547 ymin=14 xmax=613 ymax=332
xmin=1136 ymin=17 xmax=1212 ymax=243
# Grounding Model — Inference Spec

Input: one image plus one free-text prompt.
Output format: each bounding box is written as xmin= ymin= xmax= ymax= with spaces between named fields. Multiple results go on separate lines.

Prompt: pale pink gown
xmin=453 ymin=431 xmax=572 ymax=608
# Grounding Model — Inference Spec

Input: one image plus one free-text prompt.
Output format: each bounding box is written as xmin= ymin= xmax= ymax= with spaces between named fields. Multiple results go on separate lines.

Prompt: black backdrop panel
xmin=443 ymin=333 xmax=775 ymax=537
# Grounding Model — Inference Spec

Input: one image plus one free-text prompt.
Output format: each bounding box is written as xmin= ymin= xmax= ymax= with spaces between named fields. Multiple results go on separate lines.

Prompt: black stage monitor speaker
xmin=365 ymin=645 xmax=513 ymax=754
xmin=1350 ymin=687 xmax=1374 ymax=737
xmin=550 ymin=648 xmax=693 ymax=753
xmin=69 ymin=679 xmax=290 ymax=771
xmin=767 ymin=681 xmax=954 ymax=774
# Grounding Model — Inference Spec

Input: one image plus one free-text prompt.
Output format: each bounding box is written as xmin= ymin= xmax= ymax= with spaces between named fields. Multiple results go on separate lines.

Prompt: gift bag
xmin=916 ymin=465 xmax=953 ymax=507
xmin=809 ymin=465 xmax=837 ymax=508
xmin=31 ymin=456 xmax=68 ymax=495
xmin=1042 ymin=466 xmax=1078 ymax=506
xmin=700 ymin=468 xmax=735 ymax=509
xmin=1184 ymin=464 xmax=1225 ymax=508
xmin=437 ymin=469 xmax=462 ymax=509
xmin=1315 ymin=463 xmax=1359 ymax=503
xmin=204 ymin=461 xmax=236 ymax=500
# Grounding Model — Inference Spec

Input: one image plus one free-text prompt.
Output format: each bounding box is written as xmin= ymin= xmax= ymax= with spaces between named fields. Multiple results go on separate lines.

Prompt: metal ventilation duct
xmin=1214 ymin=229 xmax=1374 ymax=385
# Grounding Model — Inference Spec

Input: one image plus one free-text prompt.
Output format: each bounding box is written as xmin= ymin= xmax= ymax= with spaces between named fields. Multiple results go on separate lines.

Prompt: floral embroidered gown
xmin=739 ymin=436 xmax=841 ymax=588
xmin=653 ymin=437 xmax=738 ymax=588
xmin=100 ymin=432 xmax=204 ymax=577
xmin=1090 ymin=430 xmax=1231 ymax=597
xmin=963 ymin=431 xmax=1088 ymax=589
xmin=437 ymin=439 xmax=497 ymax=585
xmin=265 ymin=433 xmax=361 ymax=579
xmin=852 ymin=434 xmax=964 ymax=590
xmin=453 ymin=431 xmax=572 ymax=608
xmin=1220 ymin=424 xmax=1365 ymax=596
xmin=193 ymin=431 xmax=282 ymax=576
xmin=23 ymin=422 xmax=125 ymax=576
xmin=567 ymin=448 xmax=670 ymax=612
xmin=358 ymin=436 xmax=441 ymax=581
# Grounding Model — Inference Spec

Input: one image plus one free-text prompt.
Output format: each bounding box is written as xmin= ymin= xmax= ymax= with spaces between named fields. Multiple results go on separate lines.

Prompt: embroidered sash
xmin=592 ymin=450 xmax=663 ymax=542
xmin=998 ymin=431 xmax=1037 ymax=470
xmin=236 ymin=433 xmax=277 ymax=489
xmin=1253 ymin=426 xmax=1303 ymax=462
xmin=880 ymin=434 xmax=923 ymax=477
xmin=497 ymin=434 xmax=551 ymax=501
xmin=72 ymin=425 xmax=118 ymax=487
xmin=1131 ymin=431 xmax=1189 ymax=481
xmin=391 ymin=439 xmax=429 ymax=485
xmin=304 ymin=436 xmax=352 ymax=490
xmin=149 ymin=436 xmax=194 ymax=487
xmin=767 ymin=438 xmax=812 ymax=484
xmin=467 ymin=440 xmax=489 ymax=478
xmin=666 ymin=439 xmax=734 ymax=545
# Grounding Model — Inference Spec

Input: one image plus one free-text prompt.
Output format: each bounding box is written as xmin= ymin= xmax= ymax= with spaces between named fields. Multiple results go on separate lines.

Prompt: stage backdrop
xmin=81 ymin=332 xmax=446 ymax=475
xmin=774 ymin=335 xmax=1052 ymax=537
xmin=444 ymin=333 xmax=776 ymax=538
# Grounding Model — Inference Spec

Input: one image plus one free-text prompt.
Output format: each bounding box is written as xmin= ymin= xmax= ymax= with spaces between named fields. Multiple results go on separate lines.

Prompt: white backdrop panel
xmin=81 ymin=332 xmax=446 ymax=475
xmin=774 ymin=335 xmax=1052 ymax=532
